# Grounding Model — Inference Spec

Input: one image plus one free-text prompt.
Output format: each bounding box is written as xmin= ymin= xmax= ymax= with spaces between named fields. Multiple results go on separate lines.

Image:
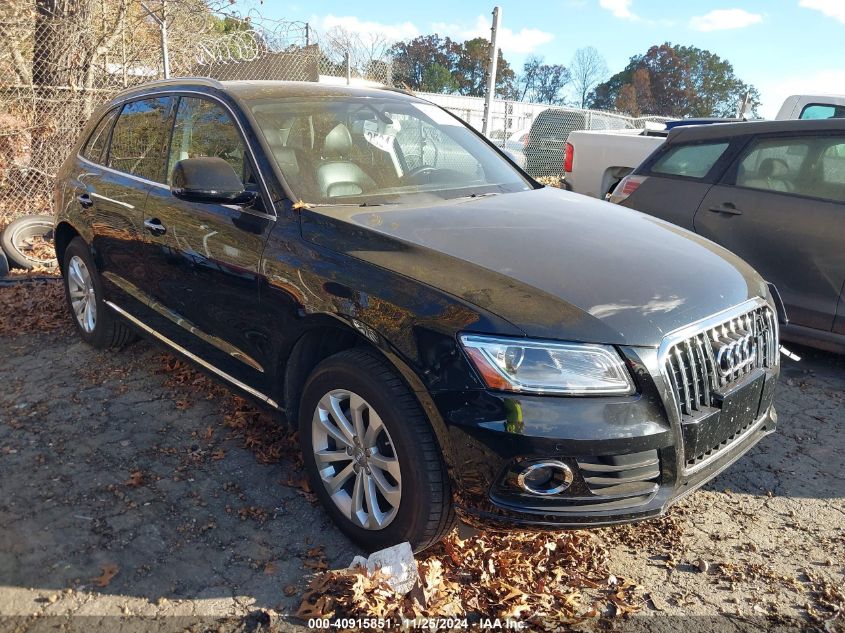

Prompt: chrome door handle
xmin=144 ymin=218 xmax=166 ymax=236
xmin=77 ymin=193 xmax=94 ymax=209
xmin=709 ymin=203 xmax=742 ymax=216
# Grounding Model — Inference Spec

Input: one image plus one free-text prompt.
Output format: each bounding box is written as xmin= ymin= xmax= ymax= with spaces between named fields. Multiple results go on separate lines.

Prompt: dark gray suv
xmin=612 ymin=118 xmax=845 ymax=354
xmin=54 ymin=78 xmax=780 ymax=551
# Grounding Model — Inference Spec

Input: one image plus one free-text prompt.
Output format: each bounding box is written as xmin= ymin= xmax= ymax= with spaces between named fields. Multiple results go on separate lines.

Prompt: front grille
xmin=662 ymin=302 xmax=778 ymax=421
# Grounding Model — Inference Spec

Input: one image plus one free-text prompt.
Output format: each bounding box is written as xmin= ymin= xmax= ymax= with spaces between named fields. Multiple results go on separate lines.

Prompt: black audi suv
xmin=54 ymin=78 xmax=780 ymax=551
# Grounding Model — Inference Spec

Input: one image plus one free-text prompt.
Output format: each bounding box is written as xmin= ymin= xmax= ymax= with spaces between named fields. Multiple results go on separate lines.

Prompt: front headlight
xmin=460 ymin=335 xmax=635 ymax=396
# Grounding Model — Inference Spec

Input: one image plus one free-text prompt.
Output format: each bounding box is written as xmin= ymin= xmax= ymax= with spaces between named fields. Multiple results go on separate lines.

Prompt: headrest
xmin=273 ymin=147 xmax=300 ymax=177
xmin=323 ymin=124 xmax=352 ymax=158
xmin=262 ymin=126 xmax=284 ymax=148
xmin=759 ymin=157 xmax=788 ymax=178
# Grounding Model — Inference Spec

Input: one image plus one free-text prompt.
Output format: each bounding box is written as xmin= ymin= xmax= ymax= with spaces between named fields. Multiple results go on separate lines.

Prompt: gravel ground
xmin=0 ymin=325 xmax=843 ymax=632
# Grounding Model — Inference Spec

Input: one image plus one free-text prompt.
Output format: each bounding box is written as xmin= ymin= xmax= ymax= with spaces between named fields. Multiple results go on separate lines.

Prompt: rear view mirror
xmin=170 ymin=157 xmax=256 ymax=205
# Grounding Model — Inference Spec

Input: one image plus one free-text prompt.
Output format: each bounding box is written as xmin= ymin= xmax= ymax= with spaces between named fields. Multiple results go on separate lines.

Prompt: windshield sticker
xmin=412 ymin=103 xmax=461 ymax=126
xmin=363 ymin=128 xmax=396 ymax=153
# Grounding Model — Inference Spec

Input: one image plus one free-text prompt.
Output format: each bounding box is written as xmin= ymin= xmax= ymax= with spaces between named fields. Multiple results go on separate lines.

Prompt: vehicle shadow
xmin=704 ymin=343 xmax=845 ymax=499
xmin=0 ymin=332 xmax=360 ymax=618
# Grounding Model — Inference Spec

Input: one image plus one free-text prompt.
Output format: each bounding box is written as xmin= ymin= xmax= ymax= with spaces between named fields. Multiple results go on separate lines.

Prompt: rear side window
xmin=108 ymin=97 xmax=173 ymax=182
xmin=736 ymin=136 xmax=845 ymax=202
xmin=799 ymin=103 xmax=845 ymax=120
xmin=651 ymin=142 xmax=729 ymax=179
xmin=167 ymin=97 xmax=246 ymax=183
xmin=81 ymin=108 xmax=118 ymax=164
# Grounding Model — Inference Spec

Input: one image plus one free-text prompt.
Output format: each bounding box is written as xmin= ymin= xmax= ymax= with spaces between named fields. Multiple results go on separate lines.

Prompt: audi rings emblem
xmin=713 ymin=332 xmax=757 ymax=377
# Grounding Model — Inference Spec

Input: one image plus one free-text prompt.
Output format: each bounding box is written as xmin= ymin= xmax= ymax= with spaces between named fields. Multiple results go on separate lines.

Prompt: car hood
xmin=300 ymin=187 xmax=767 ymax=346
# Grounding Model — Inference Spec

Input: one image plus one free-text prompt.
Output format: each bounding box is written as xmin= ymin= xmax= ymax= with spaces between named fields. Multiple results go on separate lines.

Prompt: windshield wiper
xmin=453 ymin=192 xmax=501 ymax=202
xmin=295 ymin=201 xmax=398 ymax=209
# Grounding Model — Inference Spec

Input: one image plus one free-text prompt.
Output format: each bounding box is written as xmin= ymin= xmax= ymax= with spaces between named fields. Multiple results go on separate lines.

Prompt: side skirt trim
xmin=105 ymin=300 xmax=279 ymax=409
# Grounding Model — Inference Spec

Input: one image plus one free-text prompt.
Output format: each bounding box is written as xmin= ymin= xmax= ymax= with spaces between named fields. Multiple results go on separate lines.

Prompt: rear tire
xmin=299 ymin=348 xmax=455 ymax=552
xmin=61 ymin=237 xmax=135 ymax=349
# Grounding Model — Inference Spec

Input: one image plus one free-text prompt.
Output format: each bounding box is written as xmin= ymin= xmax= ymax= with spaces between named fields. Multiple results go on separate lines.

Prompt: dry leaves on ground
xmin=154 ymin=353 xmax=305 ymax=474
xmin=0 ymin=280 xmax=68 ymax=336
xmin=297 ymin=529 xmax=644 ymax=629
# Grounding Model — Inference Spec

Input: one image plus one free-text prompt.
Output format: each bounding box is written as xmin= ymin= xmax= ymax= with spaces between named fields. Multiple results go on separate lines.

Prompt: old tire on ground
xmin=299 ymin=348 xmax=455 ymax=553
xmin=0 ymin=249 xmax=8 ymax=278
xmin=61 ymin=236 xmax=135 ymax=349
xmin=0 ymin=215 xmax=57 ymax=269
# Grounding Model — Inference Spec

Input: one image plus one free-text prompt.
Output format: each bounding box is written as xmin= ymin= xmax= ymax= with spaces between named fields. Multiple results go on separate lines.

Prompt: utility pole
xmin=346 ymin=51 xmax=351 ymax=85
xmin=141 ymin=0 xmax=170 ymax=79
xmin=481 ymin=6 xmax=501 ymax=136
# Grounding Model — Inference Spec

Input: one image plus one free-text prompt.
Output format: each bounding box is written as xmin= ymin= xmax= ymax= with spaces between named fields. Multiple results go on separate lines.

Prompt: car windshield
xmin=246 ymin=95 xmax=532 ymax=206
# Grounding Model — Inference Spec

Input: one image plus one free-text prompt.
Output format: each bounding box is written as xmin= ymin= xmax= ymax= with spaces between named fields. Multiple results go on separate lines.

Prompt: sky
xmin=233 ymin=0 xmax=845 ymax=118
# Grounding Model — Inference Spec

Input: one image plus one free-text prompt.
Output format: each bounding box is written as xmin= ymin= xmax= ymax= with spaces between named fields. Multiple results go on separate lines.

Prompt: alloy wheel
xmin=67 ymin=255 xmax=97 ymax=333
xmin=311 ymin=389 xmax=401 ymax=530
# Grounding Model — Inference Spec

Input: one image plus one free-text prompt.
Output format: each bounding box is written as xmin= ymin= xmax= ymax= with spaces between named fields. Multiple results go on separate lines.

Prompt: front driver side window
xmin=108 ymin=97 xmax=173 ymax=182
xmin=168 ymin=97 xmax=246 ymax=184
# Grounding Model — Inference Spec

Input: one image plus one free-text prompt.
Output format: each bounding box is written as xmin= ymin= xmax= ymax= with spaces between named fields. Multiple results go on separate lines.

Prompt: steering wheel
xmin=405 ymin=165 xmax=438 ymax=180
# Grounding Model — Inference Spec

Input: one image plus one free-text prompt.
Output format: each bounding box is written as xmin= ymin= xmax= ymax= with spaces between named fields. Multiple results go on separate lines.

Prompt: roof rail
xmin=113 ymin=76 xmax=226 ymax=98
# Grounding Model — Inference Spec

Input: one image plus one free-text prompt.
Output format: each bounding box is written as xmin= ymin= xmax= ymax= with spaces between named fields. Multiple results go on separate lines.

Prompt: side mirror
xmin=170 ymin=157 xmax=256 ymax=205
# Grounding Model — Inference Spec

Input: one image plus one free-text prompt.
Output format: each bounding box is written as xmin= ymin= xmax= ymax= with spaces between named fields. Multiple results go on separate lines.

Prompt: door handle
xmin=144 ymin=218 xmax=167 ymax=236
xmin=77 ymin=194 xmax=94 ymax=209
xmin=709 ymin=203 xmax=742 ymax=216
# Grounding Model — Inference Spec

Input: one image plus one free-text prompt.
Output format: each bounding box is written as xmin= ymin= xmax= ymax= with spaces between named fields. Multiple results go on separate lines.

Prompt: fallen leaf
xmin=125 ymin=471 xmax=144 ymax=487
xmin=92 ymin=564 xmax=118 ymax=588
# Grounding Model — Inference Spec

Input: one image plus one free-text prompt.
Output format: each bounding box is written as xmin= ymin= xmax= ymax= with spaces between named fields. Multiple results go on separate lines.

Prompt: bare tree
xmin=323 ymin=25 xmax=391 ymax=80
xmin=570 ymin=46 xmax=608 ymax=109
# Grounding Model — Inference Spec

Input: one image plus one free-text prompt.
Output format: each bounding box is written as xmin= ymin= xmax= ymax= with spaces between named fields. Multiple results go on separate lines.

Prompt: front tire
xmin=61 ymin=237 xmax=135 ymax=349
xmin=299 ymin=348 xmax=455 ymax=552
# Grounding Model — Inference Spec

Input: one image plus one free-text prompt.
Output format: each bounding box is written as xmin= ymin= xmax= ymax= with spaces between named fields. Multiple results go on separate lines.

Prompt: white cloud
xmin=689 ymin=9 xmax=763 ymax=32
xmin=598 ymin=0 xmax=637 ymax=20
xmin=315 ymin=15 xmax=420 ymax=42
xmin=799 ymin=0 xmax=845 ymax=24
xmin=432 ymin=15 xmax=555 ymax=55
xmin=756 ymin=68 xmax=845 ymax=119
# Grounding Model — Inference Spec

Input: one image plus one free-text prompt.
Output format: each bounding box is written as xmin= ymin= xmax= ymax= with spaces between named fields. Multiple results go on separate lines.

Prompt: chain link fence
xmin=0 ymin=1 xmax=666 ymax=226
xmin=0 ymin=2 xmax=392 ymax=223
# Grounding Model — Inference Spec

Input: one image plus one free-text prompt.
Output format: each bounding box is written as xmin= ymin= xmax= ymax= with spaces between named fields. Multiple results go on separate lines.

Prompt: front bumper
xmin=434 ymin=344 xmax=779 ymax=531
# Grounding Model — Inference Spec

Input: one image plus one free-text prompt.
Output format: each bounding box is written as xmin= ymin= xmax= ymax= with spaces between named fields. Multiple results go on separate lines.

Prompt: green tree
xmin=451 ymin=37 xmax=515 ymax=98
xmin=388 ymin=34 xmax=456 ymax=90
xmin=589 ymin=42 xmax=759 ymax=117
xmin=421 ymin=62 xmax=456 ymax=93
xmin=389 ymin=34 xmax=515 ymax=97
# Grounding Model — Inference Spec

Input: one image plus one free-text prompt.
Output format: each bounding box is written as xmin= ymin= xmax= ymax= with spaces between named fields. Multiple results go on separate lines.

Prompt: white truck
xmin=563 ymin=93 xmax=845 ymax=199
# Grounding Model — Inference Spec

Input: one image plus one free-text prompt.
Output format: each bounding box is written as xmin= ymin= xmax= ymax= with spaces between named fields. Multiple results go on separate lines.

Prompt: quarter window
xmin=167 ymin=97 xmax=246 ymax=184
xmin=651 ymin=142 xmax=729 ymax=179
xmin=81 ymin=108 xmax=118 ymax=164
xmin=108 ymin=97 xmax=173 ymax=182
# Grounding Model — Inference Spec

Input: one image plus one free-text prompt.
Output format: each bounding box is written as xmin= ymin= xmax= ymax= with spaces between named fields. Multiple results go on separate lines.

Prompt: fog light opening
xmin=517 ymin=460 xmax=574 ymax=496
